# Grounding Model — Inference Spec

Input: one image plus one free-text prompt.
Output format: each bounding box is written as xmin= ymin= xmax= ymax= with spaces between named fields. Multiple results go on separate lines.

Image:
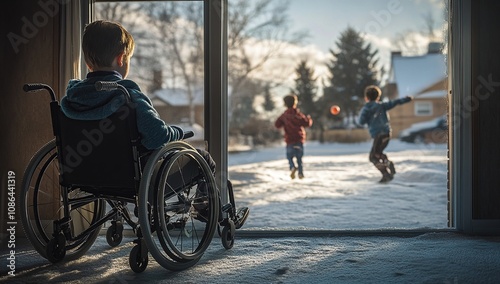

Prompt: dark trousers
xmin=369 ymin=133 xmax=391 ymax=175
xmin=286 ymin=143 xmax=304 ymax=175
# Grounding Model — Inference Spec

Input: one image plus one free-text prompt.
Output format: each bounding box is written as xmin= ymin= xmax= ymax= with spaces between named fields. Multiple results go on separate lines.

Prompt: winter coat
xmin=358 ymin=97 xmax=412 ymax=138
xmin=61 ymin=71 xmax=183 ymax=150
xmin=275 ymin=108 xmax=313 ymax=144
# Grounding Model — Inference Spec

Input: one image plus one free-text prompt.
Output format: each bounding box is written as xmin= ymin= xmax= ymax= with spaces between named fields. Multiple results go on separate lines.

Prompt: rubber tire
xmin=129 ymin=245 xmax=148 ymax=273
xmin=138 ymin=142 xmax=219 ymax=271
xmin=221 ymin=220 xmax=235 ymax=250
xmin=46 ymin=233 xmax=66 ymax=263
xmin=106 ymin=223 xmax=124 ymax=247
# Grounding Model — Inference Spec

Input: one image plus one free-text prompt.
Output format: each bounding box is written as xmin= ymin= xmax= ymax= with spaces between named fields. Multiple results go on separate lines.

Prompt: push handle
xmin=95 ymin=81 xmax=119 ymax=91
xmin=23 ymin=83 xmax=56 ymax=101
xmin=23 ymin=83 xmax=46 ymax=92
xmin=95 ymin=81 xmax=132 ymax=102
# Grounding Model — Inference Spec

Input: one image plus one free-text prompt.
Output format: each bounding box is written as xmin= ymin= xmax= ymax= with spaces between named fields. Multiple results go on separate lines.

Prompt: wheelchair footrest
xmin=234 ymin=207 xmax=249 ymax=229
xmin=221 ymin=203 xmax=233 ymax=213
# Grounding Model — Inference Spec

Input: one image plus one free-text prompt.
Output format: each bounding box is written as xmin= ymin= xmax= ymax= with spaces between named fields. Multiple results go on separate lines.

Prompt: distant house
xmin=384 ymin=43 xmax=448 ymax=140
xmin=150 ymin=87 xmax=205 ymax=145
xmin=151 ymin=87 xmax=204 ymax=126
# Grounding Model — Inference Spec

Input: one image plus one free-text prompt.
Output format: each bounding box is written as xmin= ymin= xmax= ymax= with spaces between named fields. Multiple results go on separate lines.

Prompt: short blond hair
xmin=82 ymin=20 xmax=135 ymax=69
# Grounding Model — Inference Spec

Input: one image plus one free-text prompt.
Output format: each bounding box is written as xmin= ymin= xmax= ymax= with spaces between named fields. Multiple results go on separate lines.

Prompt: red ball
xmin=330 ymin=105 xmax=340 ymax=115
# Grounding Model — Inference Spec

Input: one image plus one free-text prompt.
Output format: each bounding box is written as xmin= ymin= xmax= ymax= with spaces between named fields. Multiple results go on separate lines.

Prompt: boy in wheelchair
xmin=61 ymin=19 xmax=226 ymax=219
xmin=61 ymin=20 xmax=215 ymax=169
xmin=68 ymin=18 xmax=250 ymax=216
xmin=21 ymin=20 xmax=248 ymax=272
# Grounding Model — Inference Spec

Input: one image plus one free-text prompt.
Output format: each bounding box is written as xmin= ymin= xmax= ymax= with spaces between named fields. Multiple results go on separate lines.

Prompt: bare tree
xmin=392 ymin=10 xmax=442 ymax=56
xmin=144 ymin=2 xmax=204 ymax=125
xmin=423 ymin=11 xmax=436 ymax=40
xmin=228 ymin=0 xmax=306 ymax=131
xmin=393 ymin=30 xmax=427 ymax=56
xmin=95 ymin=3 xmax=164 ymax=89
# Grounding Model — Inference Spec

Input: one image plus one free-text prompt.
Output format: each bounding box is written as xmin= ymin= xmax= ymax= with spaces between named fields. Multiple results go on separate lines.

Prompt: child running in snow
xmin=275 ymin=94 xmax=313 ymax=179
xmin=358 ymin=85 xmax=413 ymax=183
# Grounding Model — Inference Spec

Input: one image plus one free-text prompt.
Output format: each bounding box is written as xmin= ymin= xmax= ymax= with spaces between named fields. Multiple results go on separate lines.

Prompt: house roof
xmin=152 ymin=88 xmax=204 ymax=106
xmin=389 ymin=53 xmax=447 ymax=99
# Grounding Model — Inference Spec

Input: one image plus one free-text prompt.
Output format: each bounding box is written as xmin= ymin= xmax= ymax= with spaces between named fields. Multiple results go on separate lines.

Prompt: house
xmin=384 ymin=43 xmax=448 ymax=140
xmin=150 ymin=87 xmax=206 ymax=146
xmin=151 ymin=87 xmax=205 ymax=126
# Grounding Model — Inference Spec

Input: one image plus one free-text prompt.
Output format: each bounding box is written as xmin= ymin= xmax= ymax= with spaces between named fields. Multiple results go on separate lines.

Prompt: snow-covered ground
xmin=228 ymin=140 xmax=449 ymax=230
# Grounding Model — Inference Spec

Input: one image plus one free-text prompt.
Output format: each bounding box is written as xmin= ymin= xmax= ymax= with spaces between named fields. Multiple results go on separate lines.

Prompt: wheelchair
xmin=20 ymin=82 xmax=249 ymax=273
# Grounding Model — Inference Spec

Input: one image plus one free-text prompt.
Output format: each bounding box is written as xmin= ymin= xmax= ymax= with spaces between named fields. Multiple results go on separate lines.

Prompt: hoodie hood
xmin=61 ymin=71 xmax=142 ymax=120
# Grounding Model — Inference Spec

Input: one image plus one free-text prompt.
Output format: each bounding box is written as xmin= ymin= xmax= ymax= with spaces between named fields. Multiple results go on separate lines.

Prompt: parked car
xmin=399 ymin=115 xmax=448 ymax=144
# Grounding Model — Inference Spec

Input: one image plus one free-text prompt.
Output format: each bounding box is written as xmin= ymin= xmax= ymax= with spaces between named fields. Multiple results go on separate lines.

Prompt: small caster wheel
xmin=221 ymin=220 xmax=236 ymax=249
xmin=129 ymin=245 xmax=148 ymax=273
xmin=106 ymin=222 xmax=124 ymax=247
xmin=46 ymin=233 xmax=66 ymax=263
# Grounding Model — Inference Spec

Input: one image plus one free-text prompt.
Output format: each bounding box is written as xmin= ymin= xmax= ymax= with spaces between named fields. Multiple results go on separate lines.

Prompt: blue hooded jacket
xmin=60 ymin=71 xmax=183 ymax=150
xmin=358 ymin=97 xmax=412 ymax=138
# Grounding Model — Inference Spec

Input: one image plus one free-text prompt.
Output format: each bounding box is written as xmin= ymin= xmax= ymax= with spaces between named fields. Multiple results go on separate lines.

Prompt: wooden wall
xmin=0 ymin=0 xmax=60 ymax=241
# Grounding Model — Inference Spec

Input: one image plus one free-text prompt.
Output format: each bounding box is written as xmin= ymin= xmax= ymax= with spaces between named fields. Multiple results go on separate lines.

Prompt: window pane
xmin=95 ymin=1 xmax=205 ymax=148
xmin=415 ymin=101 xmax=433 ymax=116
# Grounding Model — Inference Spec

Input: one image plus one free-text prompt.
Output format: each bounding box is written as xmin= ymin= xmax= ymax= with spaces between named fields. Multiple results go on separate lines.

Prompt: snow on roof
xmin=152 ymin=88 xmax=204 ymax=106
xmin=389 ymin=53 xmax=447 ymax=98
xmin=416 ymin=89 xmax=447 ymax=99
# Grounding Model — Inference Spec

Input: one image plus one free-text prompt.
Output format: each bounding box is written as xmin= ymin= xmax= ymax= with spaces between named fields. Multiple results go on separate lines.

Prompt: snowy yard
xmin=228 ymin=140 xmax=449 ymax=230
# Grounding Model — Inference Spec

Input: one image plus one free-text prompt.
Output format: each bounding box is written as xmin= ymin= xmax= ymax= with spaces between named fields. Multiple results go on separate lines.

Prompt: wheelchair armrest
xmin=183 ymin=131 xmax=194 ymax=139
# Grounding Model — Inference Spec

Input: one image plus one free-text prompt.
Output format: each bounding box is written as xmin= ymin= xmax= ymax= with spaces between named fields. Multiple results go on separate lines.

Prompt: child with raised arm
xmin=275 ymin=94 xmax=313 ymax=179
xmin=358 ymin=85 xmax=412 ymax=183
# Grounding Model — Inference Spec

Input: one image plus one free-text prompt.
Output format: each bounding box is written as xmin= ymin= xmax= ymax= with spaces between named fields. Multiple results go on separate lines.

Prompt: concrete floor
xmin=2 ymin=230 xmax=500 ymax=283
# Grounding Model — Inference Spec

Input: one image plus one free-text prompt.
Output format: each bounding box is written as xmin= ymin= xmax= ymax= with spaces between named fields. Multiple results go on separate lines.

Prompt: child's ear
xmin=116 ymin=52 xmax=125 ymax=67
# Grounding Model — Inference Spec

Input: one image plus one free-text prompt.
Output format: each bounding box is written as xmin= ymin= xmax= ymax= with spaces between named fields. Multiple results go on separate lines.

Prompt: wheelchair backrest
xmin=56 ymin=103 xmax=140 ymax=191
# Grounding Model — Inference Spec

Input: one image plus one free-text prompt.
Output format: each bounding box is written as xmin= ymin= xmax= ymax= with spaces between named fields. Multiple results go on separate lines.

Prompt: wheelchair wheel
xmin=20 ymin=140 xmax=105 ymax=261
xmin=138 ymin=141 xmax=220 ymax=271
xmin=106 ymin=221 xmax=124 ymax=247
xmin=221 ymin=220 xmax=235 ymax=249
xmin=129 ymin=244 xmax=148 ymax=273
xmin=46 ymin=233 xmax=66 ymax=263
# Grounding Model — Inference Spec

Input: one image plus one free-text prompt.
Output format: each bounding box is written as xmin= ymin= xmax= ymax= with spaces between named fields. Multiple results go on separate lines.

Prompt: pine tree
xmin=293 ymin=60 xmax=326 ymax=141
xmin=293 ymin=60 xmax=317 ymax=118
xmin=324 ymin=26 xmax=380 ymax=125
